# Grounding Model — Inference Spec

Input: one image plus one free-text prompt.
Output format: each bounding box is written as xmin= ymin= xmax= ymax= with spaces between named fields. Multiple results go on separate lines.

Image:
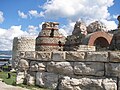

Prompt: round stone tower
xmin=35 ymin=22 xmax=66 ymax=51
xmin=12 ymin=36 xmax=36 ymax=68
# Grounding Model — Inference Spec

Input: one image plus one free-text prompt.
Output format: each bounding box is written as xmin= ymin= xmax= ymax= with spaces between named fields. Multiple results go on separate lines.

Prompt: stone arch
xmin=88 ymin=31 xmax=113 ymax=47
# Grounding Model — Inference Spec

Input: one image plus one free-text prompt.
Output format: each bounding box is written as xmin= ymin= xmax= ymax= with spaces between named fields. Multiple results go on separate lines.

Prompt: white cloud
xmin=39 ymin=22 xmax=45 ymax=30
xmin=0 ymin=11 xmax=4 ymax=23
xmin=0 ymin=25 xmax=39 ymax=50
xmin=40 ymin=0 xmax=117 ymax=32
xmin=101 ymin=19 xmax=117 ymax=30
xmin=42 ymin=0 xmax=113 ymax=20
xmin=27 ymin=25 xmax=39 ymax=36
xmin=18 ymin=10 xmax=28 ymax=19
xmin=112 ymin=14 xmax=119 ymax=19
xmin=29 ymin=10 xmax=44 ymax=18
xmin=59 ymin=21 xmax=75 ymax=36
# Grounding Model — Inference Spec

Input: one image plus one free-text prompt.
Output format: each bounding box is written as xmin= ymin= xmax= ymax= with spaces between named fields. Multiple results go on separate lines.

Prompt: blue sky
xmin=0 ymin=0 xmax=119 ymax=50
xmin=0 ymin=0 xmax=45 ymax=29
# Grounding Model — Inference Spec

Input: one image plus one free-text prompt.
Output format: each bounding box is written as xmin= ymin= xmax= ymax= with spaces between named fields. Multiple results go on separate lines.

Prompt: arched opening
xmin=94 ymin=37 xmax=109 ymax=50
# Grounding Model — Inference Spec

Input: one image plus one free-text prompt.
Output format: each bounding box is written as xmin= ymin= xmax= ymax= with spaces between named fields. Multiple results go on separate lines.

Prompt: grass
xmin=0 ymin=71 xmax=50 ymax=90
xmin=0 ymin=71 xmax=16 ymax=85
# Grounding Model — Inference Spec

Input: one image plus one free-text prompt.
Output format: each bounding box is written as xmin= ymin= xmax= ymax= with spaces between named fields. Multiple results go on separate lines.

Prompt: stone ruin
xmin=64 ymin=20 xmax=112 ymax=51
xmin=36 ymin=22 xmax=66 ymax=51
xmin=12 ymin=16 xmax=120 ymax=90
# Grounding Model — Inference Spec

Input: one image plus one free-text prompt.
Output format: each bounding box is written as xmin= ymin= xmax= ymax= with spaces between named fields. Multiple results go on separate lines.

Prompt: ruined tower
xmin=35 ymin=22 xmax=66 ymax=51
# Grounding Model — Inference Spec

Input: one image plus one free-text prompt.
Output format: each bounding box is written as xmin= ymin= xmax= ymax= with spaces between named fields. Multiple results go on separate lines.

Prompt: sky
xmin=0 ymin=0 xmax=119 ymax=50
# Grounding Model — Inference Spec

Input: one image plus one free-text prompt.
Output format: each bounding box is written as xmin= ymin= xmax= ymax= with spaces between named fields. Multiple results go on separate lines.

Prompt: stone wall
xmin=12 ymin=36 xmax=36 ymax=68
xmin=16 ymin=51 xmax=120 ymax=90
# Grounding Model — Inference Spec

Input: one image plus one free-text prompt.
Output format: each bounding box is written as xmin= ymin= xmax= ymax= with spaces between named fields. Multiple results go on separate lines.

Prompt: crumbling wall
xmin=16 ymin=51 xmax=120 ymax=90
xmin=12 ymin=36 xmax=36 ymax=68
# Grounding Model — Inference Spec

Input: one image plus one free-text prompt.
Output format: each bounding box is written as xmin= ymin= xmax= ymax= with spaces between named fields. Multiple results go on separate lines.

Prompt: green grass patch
xmin=0 ymin=71 xmax=51 ymax=90
xmin=0 ymin=71 xmax=16 ymax=85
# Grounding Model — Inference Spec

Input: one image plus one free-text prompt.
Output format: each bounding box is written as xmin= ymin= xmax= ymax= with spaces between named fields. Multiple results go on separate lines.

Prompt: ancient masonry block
xmin=35 ymin=51 xmax=52 ymax=61
xmin=16 ymin=71 xmax=26 ymax=84
xmin=47 ymin=62 xmax=74 ymax=76
xmin=105 ymin=63 xmax=120 ymax=77
xmin=109 ymin=52 xmax=120 ymax=62
xmin=30 ymin=61 xmax=46 ymax=72
xmin=36 ymin=72 xmax=59 ymax=89
xmin=58 ymin=76 xmax=117 ymax=90
xmin=66 ymin=51 xmax=85 ymax=61
xmin=25 ymin=51 xmax=36 ymax=59
xmin=86 ymin=51 xmax=108 ymax=62
xmin=26 ymin=74 xmax=35 ymax=85
xmin=52 ymin=51 xmax=66 ymax=61
xmin=18 ymin=59 xmax=29 ymax=71
xmin=74 ymin=62 xmax=104 ymax=76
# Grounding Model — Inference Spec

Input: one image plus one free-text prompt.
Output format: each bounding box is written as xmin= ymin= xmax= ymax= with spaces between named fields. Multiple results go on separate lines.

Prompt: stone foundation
xmin=16 ymin=51 xmax=120 ymax=90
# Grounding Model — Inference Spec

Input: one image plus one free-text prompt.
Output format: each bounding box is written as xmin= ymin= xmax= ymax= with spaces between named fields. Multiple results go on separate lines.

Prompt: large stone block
xmin=18 ymin=51 xmax=26 ymax=58
xmin=25 ymin=51 xmax=36 ymax=59
xmin=74 ymin=62 xmax=104 ymax=76
xmin=58 ymin=76 xmax=117 ymax=90
xmin=52 ymin=51 xmax=66 ymax=61
xmin=30 ymin=61 xmax=46 ymax=72
xmin=36 ymin=72 xmax=58 ymax=89
xmin=38 ymin=62 xmax=46 ymax=71
xmin=106 ymin=63 xmax=120 ymax=77
xmin=86 ymin=52 xmax=108 ymax=62
xmin=30 ymin=61 xmax=38 ymax=71
xmin=109 ymin=52 xmax=120 ymax=62
xmin=18 ymin=59 xmax=29 ymax=71
xmin=77 ymin=45 xmax=96 ymax=51
xmin=66 ymin=51 xmax=85 ymax=61
xmin=47 ymin=62 xmax=74 ymax=76
xmin=35 ymin=52 xmax=52 ymax=61
xmin=16 ymin=72 xmax=25 ymax=84
xmin=26 ymin=74 xmax=35 ymax=85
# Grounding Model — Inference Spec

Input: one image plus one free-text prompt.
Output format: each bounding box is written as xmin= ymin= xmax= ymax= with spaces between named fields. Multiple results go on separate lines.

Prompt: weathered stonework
xmin=18 ymin=59 xmax=29 ymax=71
xmin=16 ymin=71 xmax=26 ymax=84
xmin=35 ymin=22 xmax=66 ymax=51
xmin=52 ymin=51 xmax=66 ymax=61
xmin=58 ymin=76 xmax=117 ymax=90
xmin=74 ymin=62 xmax=104 ymax=76
xmin=86 ymin=52 xmax=108 ymax=62
xmin=106 ymin=63 xmax=120 ymax=77
xmin=66 ymin=51 xmax=85 ymax=61
xmin=35 ymin=52 xmax=51 ymax=61
xmin=15 ymin=51 xmax=120 ymax=89
xmin=25 ymin=51 xmax=36 ymax=59
xmin=47 ymin=62 xmax=74 ymax=76
xmin=26 ymin=74 xmax=35 ymax=85
xmin=30 ymin=61 xmax=46 ymax=72
xmin=36 ymin=72 xmax=59 ymax=89
xmin=12 ymin=36 xmax=36 ymax=68
xmin=109 ymin=52 xmax=120 ymax=62
xmin=11 ymin=20 xmax=120 ymax=90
